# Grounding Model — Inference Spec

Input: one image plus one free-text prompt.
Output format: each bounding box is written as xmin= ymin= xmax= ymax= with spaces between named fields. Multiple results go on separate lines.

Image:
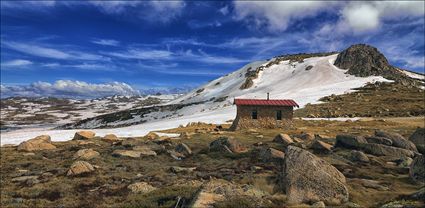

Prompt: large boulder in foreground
xmin=409 ymin=128 xmax=425 ymax=154
xmin=67 ymin=161 xmax=95 ymax=176
xmin=283 ymin=146 xmax=349 ymax=205
xmin=209 ymin=137 xmax=247 ymax=153
xmin=73 ymin=131 xmax=95 ymax=140
xmin=409 ymin=155 xmax=425 ymax=183
xmin=375 ymin=130 xmax=417 ymax=152
xmin=17 ymin=135 xmax=56 ymax=152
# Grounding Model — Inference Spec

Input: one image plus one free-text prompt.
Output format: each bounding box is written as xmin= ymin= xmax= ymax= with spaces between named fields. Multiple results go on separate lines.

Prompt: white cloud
xmin=105 ymin=49 xmax=173 ymax=60
xmin=1 ymin=80 xmax=140 ymax=98
xmin=92 ymin=38 xmax=120 ymax=46
xmin=233 ymin=1 xmax=334 ymax=32
xmin=2 ymin=41 xmax=106 ymax=61
xmin=342 ymin=4 xmax=380 ymax=32
xmin=1 ymin=59 xmax=33 ymax=67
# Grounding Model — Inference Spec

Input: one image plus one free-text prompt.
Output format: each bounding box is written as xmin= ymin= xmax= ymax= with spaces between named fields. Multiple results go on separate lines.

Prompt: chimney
xmin=267 ymin=92 xmax=270 ymax=100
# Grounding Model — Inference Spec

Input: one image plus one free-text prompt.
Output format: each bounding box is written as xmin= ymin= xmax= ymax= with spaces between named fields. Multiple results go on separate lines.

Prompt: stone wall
xmin=230 ymin=105 xmax=294 ymax=130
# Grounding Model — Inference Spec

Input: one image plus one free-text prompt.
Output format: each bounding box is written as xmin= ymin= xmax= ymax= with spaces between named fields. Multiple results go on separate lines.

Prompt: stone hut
xmin=230 ymin=96 xmax=299 ymax=130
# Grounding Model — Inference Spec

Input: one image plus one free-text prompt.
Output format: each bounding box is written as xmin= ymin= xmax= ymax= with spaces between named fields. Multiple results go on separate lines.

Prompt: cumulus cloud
xmin=341 ymin=1 xmax=425 ymax=32
xmin=0 ymin=80 xmax=140 ymax=98
xmin=1 ymin=59 xmax=33 ymax=68
xmin=233 ymin=1 xmax=334 ymax=32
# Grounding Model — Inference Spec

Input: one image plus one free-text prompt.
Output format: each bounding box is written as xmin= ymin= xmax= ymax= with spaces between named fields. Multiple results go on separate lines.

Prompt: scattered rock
xmin=180 ymin=132 xmax=193 ymax=139
xmin=144 ymin=132 xmax=159 ymax=140
xmin=121 ymin=138 xmax=139 ymax=147
xmin=361 ymin=143 xmax=415 ymax=158
xmin=352 ymin=178 xmax=389 ymax=191
xmin=112 ymin=150 xmax=142 ymax=158
xmin=167 ymin=150 xmax=186 ymax=160
xmin=259 ymin=147 xmax=285 ymax=162
xmin=312 ymin=201 xmax=326 ymax=208
xmin=11 ymin=176 xmax=40 ymax=186
xmin=256 ymin=135 xmax=264 ymax=139
xmin=283 ymin=146 xmax=349 ymax=205
xmin=67 ymin=161 xmax=95 ymax=176
xmin=350 ymin=150 xmax=369 ymax=163
xmin=77 ymin=140 xmax=95 ymax=145
xmin=73 ymin=149 xmax=100 ymax=160
xmin=23 ymin=152 xmax=35 ymax=156
xmin=73 ymin=131 xmax=95 ymax=140
xmin=375 ymin=130 xmax=417 ymax=152
xmin=17 ymin=135 xmax=56 ymax=152
xmin=335 ymin=135 xmax=367 ymax=149
xmin=365 ymin=136 xmax=392 ymax=146
xmin=209 ymin=137 xmax=247 ymax=153
xmin=273 ymin=134 xmax=294 ymax=146
xmin=170 ymin=166 xmax=196 ymax=173
xmin=132 ymin=146 xmax=157 ymax=156
xmin=310 ymin=140 xmax=333 ymax=153
xmin=175 ymin=143 xmax=192 ymax=157
xmin=253 ymin=142 xmax=264 ymax=146
xmin=299 ymin=132 xmax=315 ymax=141
xmin=101 ymin=134 xmax=122 ymax=143
xmin=409 ymin=128 xmax=425 ymax=154
xmin=127 ymin=182 xmax=157 ymax=194
xmin=409 ymin=155 xmax=425 ymax=183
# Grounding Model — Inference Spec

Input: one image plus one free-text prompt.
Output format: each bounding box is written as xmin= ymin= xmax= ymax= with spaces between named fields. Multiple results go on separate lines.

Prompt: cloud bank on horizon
xmin=1 ymin=1 xmax=424 ymax=98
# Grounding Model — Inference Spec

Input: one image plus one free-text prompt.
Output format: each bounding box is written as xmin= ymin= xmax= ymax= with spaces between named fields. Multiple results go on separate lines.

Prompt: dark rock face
xmin=375 ymin=130 xmax=418 ymax=152
xmin=283 ymin=146 xmax=349 ymax=205
xmin=409 ymin=128 xmax=425 ymax=154
xmin=335 ymin=135 xmax=368 ymax=149
xmin=334 ymin=44 xmax=412 ymax=83
xmin=409 ymin=155 xmax=425 ymax=183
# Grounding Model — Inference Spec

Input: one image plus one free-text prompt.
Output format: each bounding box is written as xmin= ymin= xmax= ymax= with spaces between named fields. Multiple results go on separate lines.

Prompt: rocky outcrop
xmin=409 ymin=155 xmax=425 ymax=183
xmin=310 ymin=140 xmax=333 ymax=153
xmin=409 ymin=128 xmax=425 ymax=154
xmin=361 ymin=143 xmax=415 ymax=158
xmin=112 ymin=150 xmax=142 ymax=158
xmin=375 ymin=130 xmax=417 ymax=152
xmin=17 ymin=135 xmax=56 ymax=152
xmin=73 ymin=149 xmax=100 ymax=160
xmin=209 ymin=137 xmax=247 ymax=153
xmin=334 ymin=44 xmax=409 ymax=82
xmin=101 ymin=134 xmax=121 ymax=143
xmin=283 ymin=146 xmax=349 ymax=205
xmin=259 ymin=147 xmax=285 ymax=162
xmin=350 ymin=150 xmax=369 ymax=163
xmin=335 ymin=135 xmax=367 ymax=149
xmin=365 ymin=136 xmax=392 ymax=146
xmin=73 ymin=131 xmax=95 ymax=140
xmin=273 ymin=133 xmax=294 ymax=146
xmin=67 ymin=161 xmax=95 ymax=176
xmin=132 ymin=146 xmax=157 ymax=156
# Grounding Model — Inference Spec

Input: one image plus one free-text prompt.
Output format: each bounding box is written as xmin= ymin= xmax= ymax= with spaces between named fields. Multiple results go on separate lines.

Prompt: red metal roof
xmin=234 ymin=99 xmax=299 ymax=107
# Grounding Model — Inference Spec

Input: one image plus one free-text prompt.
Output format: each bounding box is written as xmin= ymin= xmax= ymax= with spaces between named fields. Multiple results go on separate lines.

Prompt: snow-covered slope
xmin=1 ymin=54 xmax=391 ymax=145
xmin=172 ymin=54 xmax=389 ymax=107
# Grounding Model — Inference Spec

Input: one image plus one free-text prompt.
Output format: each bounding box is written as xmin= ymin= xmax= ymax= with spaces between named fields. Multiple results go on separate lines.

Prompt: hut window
xmin=251 ymin=110 xmax=258 ymax=119
xmin=276 ymin=110 xmax=282 ymax=120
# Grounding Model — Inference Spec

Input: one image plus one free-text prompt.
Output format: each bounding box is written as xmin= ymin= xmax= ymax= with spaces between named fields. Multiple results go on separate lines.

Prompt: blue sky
xmin=1 ymin=1 xmax=424 ymax=98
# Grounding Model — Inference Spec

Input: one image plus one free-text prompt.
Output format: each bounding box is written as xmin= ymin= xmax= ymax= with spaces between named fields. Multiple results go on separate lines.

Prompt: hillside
xmin=1 ymin=44 xmax=424 ymax=145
